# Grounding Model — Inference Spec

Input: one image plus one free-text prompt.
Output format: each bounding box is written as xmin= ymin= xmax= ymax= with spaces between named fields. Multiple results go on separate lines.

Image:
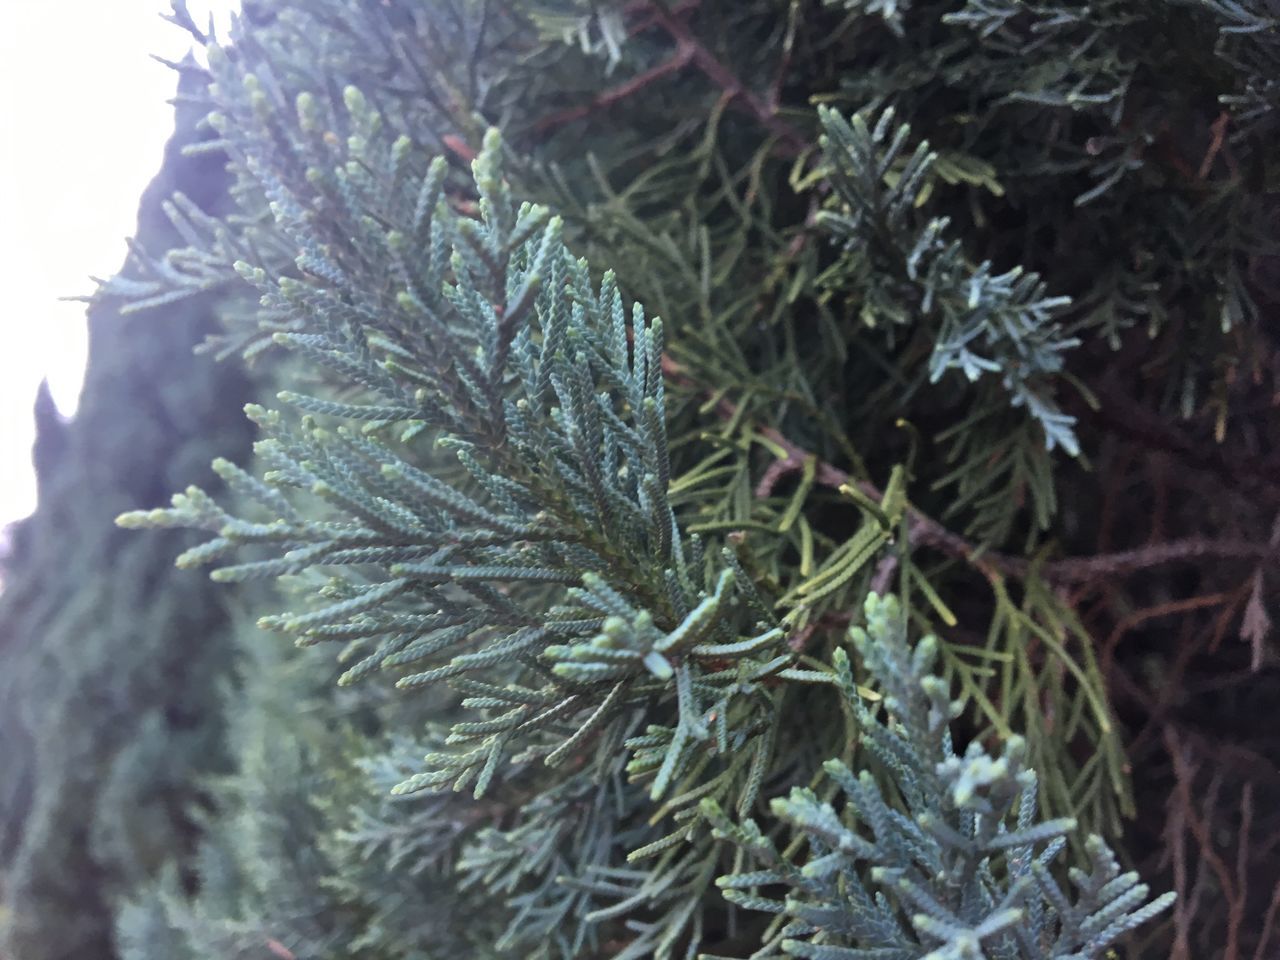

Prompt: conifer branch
xmin=704 ymin=594 xmax=1174 ymax=959
xmin=70 ymin=1 xmax=1280 ymax=954
xmin=678 ymin=354 xmax=1280 ymax=585
xmin=534 ymin=42 xmax=696 ymax=134
xmin=643 ymin=1 xmax=809 ymax=154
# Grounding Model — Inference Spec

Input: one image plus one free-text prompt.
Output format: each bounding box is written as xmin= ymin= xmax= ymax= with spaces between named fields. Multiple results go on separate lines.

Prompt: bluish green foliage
xmin=109 ymin=85 xmax=1158 ymax=958
xmin=119 ymin=122 xmax=794 ymax=813
xmin=815 ymin=107 xmax=1078 ymax=456
xmin=703 ymin=594 xmax=1173 ymax=959
xmin=114 ymin=104 xmax=806 ymax=957
xmin=13 ymin=0 xmax=1280 ymax=956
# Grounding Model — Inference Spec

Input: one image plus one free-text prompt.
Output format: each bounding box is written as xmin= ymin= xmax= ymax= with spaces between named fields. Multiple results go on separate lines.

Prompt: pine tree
xmin=10 ymin=0 xmax=1280 ymax=957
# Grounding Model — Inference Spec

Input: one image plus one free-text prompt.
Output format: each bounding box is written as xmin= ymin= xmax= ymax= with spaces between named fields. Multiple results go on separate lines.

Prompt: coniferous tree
xmin=10 ymin=1 xmax=1280 ymax=958
xmin=0 ymin=60 xmax=254 ymax=960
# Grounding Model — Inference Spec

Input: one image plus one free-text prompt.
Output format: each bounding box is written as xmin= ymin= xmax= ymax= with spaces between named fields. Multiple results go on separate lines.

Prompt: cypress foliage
xmin=8 ymin=0 xmax=1280 ymax=957
xmin=0 ymin=61 xmax=254 ymax=960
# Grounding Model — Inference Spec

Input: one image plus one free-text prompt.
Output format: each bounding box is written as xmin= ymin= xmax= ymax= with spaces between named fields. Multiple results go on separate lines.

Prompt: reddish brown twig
xmin=644 ymin=2 xmax=809 ymax=154
xmin=534 ymin=0 xmax=810 ymax=155
xmin=1045 ymin=540 xmax=1280 ymax=583
xmin=1199 ymin=111 xmax=1231 ymax=179
xmin=621 ymin=0 xmax=701 ymax=33
xmin=754 ymin=451 xmax=807 ymax=499
xmin=664 ymin=354 xmax=1280 ymax=586
xmin=1165 ymin=727 xmax=1247 ymax=960
xmin=1255 ymin=878 xmax=1280 ymax=960
xmin=1081 ymin=384 xmax=1280 ymax=506
xmin=535 ymin=43 xmax=695 ymax=134
xmin=751 ymin=414 xmax=1280 ymax=585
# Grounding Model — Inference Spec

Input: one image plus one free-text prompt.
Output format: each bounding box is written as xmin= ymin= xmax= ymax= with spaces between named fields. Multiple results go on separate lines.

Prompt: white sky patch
xmin=0 ymin=0 xmax=240 ymax=528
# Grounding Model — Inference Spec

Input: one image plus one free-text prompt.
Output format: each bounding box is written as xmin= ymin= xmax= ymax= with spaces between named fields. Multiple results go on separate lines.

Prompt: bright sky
xmin=0 ymin=0 xmax=240 ymax=529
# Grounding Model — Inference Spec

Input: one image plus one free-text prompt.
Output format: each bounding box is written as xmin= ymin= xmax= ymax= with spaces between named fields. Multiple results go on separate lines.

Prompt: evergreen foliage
xmin=0 ymin=63 xmax=254 ymax=960
xmin=703 ymin=594 xmax=1175 ymax=960
xmin=7 ymin=0 xmax=1280 ymax=957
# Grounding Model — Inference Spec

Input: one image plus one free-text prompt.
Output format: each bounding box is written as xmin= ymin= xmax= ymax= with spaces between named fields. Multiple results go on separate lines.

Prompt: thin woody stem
xmin=645 ymin=2 xmax=809 ymax=154
xmin=534 ymin=44 xmax=695 ymax=134
xmin=533 ymin=1 xmax=810 ymax=154
xmin=663 ymin=354 xmax=1280 ymax=585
